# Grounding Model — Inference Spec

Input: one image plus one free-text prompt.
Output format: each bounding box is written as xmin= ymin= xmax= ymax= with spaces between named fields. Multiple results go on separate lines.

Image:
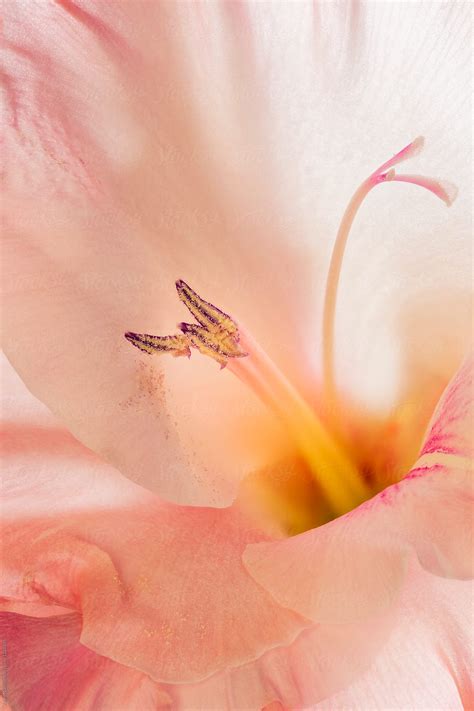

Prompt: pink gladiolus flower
xmin=1 ymin=2 xmax=472 ymax=709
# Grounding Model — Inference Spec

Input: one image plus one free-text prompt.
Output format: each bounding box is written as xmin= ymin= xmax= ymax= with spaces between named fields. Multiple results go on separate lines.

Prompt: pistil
xmin=322 ymin=137 xmax=456 ymax=411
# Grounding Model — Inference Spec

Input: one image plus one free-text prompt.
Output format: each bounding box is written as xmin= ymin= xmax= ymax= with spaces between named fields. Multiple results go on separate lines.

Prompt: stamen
xmin=125 ymin=281 xmax=371 ymax=515
xmin=228 ymin=329 xmax=371 ymax=514
xmin=322 ymin=137 xmax=457 ymax=410
xmin=124 ymin=281 xmax=246 ymax=367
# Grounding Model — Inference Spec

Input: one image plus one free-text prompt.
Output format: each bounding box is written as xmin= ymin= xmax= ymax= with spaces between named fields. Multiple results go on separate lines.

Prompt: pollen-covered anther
xmin=124 ymin=331 xmax=191 ymax=358
xmin=125 ymin=282 xmax=247 ymax=368
xmin=175 ymin=280 xmax=239 ymax=337
xmin=179 ymin=322 xmax=247 ymax=368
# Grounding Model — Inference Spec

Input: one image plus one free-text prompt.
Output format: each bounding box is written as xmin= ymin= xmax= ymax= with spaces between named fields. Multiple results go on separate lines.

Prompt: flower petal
xmin=305 ymin=6 xmax=472 ymax=414
xmin=2 ymin=2 xmax=471 ymax=505
xmin=170 ymin=566 xmax=473 ymax=709
xmin=0 ymin=356 xmax=380 ymax=706
xmin=169 ymin=608 xmax=391 ymax=710
xmin=244 ymin=354 xmax=473 ymax=623
xmin=393 ymin=352 xmax=473 ymax=579
xmin=1 ymin=504 xmax=309 ymax=684
xmin=0 ymin=353 xmax=149 ymax=521
xmin=420 ymin=352 xmax=473 ymax=460
xmin=1 ymin=362 xmax=308 ymax=684
xmin=313 ymin=573 xmax=473 ymax=711
xmin=0 ymin=612 xmax=171 ymax=710
xmin=1 ymin=0 xmax=316 ymax=506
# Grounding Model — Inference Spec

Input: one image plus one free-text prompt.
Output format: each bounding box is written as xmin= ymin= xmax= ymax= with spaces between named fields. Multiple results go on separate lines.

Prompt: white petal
xmin=2 ymin=2 xmax=471 ymax=504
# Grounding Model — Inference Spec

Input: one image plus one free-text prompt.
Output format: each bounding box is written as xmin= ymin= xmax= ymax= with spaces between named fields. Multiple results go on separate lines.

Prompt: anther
xmin=125 ymin=283 xmax=246 ymax=367
xmin=175 ymin=280 xmax=239 ymax=336
xmin=124 ymin=332 xmax=191 ymax=358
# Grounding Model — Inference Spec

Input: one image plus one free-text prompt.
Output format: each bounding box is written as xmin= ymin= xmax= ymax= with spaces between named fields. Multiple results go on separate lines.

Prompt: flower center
xmin=125 ymin=138 xmax=456 ymax=526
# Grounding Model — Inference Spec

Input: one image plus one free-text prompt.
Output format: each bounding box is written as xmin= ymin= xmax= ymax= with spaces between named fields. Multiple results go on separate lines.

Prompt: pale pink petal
xmin=2 ymin=2 xmax=471 ymax=506
xmin=171 ymin=567 xmax=473 ymax=709
xmin=313 ymin=573 xmax=473 ymax=711
xmin=1 ymin=351 xmax=150 ymax=520
xmin=0 ymin=612 xmax=170 ymax=710
xmin=1 ymin=505 xmax=308 ymax=684
xmin=303 ymin=7 xmax=472 ymax=414
xmin=244 ymin=354 xmax=473 ymax=623
xmin=421 ymin=352 xmax=473 ymax=459
xmin=244 ymin=496 xmax=409 ymax=624
xmin=1 ymin=357 xmax=308 ymax=683
xmin=170 ymin=605 xmax=391 ymax=710
xmin=1 ymin=1 xmax=296 ymax=506
xmin=390 ymin=352 xmax=473 ymax=579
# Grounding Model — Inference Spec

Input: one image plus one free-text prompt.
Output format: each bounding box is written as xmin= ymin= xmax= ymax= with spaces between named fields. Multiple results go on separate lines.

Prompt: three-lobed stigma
xmin=125 ymin=280 xmax=248 ymax=368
